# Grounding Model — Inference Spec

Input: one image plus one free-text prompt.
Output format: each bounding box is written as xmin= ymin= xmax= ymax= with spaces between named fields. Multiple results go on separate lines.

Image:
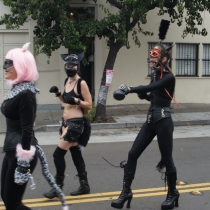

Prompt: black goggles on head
xmin=3 ymin=59 xmax=13 ymax=69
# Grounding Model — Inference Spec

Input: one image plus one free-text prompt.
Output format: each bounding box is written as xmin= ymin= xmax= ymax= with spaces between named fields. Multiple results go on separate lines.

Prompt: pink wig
xmin=5 ymin=43 xmax=39 ymax=86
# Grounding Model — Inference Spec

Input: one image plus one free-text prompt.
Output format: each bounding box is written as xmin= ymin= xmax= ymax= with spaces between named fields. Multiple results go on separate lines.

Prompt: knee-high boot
xmin=70 ymin=172 xmax=90 ymax=196
xmin=43 ymin=175 xmax=65 ymax=199
xmin=161 ymin=171 xmax=180 ymax=210
xmin=111 ymin=163 xmax=134 ymax=209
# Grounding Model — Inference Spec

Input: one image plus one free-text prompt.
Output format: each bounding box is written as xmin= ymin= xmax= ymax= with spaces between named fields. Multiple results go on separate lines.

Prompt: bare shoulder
xmin=80 ymin=79 xmax=88 ymax=87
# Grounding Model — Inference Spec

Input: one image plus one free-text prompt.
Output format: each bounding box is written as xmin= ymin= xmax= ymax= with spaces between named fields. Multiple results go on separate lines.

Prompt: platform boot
xmin=111 ymin=163 xmax=134 ymax=209
xmin=161 ymin=171 xmax=180 ymax=209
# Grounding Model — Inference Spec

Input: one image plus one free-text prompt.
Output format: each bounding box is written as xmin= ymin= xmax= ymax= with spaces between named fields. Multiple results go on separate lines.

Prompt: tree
xmin=1 ymin=0 xmax=210 ymax=120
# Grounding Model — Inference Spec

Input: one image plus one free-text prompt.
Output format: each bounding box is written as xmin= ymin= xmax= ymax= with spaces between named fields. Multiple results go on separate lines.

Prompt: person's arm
xmin=15 ymin=92 xmax=36 ymax=184
xmin=19 ymin=92 xmax=36 ymax=149
xmin=137 ymin=93 xmax=151 ymax=101
xmin=74 ymin=80 xmax=92 ymax=110
xmin=49 ymin=86 xmax=65 ymax=103
xmin=130 ymin=73 xmax=174 ymax=94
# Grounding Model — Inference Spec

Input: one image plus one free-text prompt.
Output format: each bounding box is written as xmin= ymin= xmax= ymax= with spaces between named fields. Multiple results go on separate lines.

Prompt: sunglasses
xmin=149 ymin=49 xmax=161 ymax=58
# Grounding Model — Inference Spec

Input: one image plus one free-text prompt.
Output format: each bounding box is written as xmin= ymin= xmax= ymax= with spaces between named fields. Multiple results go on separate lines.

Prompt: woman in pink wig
xmin=1 ymin=43 xmax=39 ymax=210
xmin=1 ymin=43 xmax=69 ymax=210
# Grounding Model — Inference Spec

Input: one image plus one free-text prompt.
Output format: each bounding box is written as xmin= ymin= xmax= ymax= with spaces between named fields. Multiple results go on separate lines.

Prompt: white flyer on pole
xmin=106 ymin=69 xmax=114 ymax=86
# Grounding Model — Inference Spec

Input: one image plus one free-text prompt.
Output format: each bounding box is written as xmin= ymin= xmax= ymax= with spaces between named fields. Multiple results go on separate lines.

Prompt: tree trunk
xmin=95 ymin=42 xmax=123 ymax=121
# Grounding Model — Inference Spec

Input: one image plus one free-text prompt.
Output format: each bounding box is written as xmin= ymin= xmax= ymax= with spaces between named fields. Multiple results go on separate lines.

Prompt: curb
xmin=34 ymin=120 xmax=210 ymax=132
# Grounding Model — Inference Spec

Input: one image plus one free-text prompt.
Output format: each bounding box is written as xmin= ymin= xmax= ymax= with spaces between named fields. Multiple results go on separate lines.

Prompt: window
xmin=147 ymin=42 xmax=173 ymax=76
xmin=202 ymin=44 xmax=210 ymax=76
xmin=176 ymin=43 xmax=198 ymax=76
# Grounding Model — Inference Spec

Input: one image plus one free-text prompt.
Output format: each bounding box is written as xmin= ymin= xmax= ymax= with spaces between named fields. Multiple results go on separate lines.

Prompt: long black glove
xmin=49 ymin=86 xmax=59 ymax=93
xmin=113 ymin=84 xmax=130 ymax=101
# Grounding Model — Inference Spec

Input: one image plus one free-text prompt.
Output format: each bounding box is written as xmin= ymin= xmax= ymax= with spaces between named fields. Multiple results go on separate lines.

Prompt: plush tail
xmin=35 ymin=144 xmax=69 ymax=210
xmin=78 ymin=117 xmax=91 ymax=148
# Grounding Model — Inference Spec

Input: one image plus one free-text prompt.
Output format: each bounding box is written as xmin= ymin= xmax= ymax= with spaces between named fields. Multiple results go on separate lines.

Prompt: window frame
xmin=202 ymin=43 xmax=210 ymax=77
xmin=175 ymin=43 xmax=199 ymax=77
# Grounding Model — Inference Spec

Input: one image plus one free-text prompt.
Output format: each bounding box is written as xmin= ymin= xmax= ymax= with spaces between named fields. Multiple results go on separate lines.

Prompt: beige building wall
xmin=1 ymin=0 xmax=210 ymax=106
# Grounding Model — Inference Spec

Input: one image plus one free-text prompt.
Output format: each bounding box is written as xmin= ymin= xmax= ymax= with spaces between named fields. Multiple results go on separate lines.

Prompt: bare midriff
xmin=62 ymin=103 xmax=83 ymax=120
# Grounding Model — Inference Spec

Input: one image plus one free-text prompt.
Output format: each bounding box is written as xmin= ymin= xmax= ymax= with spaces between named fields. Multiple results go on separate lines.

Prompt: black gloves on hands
xmin=49 ymin=86 xmax=59 ymax=93
xmin=113 ymin=84 xmax=130 ymax=101
xmin=137 ymin=93 xmax=147 ymax=100
xmin=119 ymin=84 xmax=130 ymax=95
xmin=63 ymin=95 xmax=76 ymax=105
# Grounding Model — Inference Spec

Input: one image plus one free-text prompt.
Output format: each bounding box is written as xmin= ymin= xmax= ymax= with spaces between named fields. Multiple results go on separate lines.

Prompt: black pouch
xmin=63 ymin=119 xmax=84 ymax=142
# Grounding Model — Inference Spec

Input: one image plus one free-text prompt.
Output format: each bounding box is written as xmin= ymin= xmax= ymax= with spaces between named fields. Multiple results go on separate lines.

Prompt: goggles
xmin=149 ymin=49 xmax=161 ymax=58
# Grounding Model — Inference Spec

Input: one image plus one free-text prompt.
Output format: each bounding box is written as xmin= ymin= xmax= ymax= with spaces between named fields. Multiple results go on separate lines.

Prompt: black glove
xmin=137 ymin=93 xmax=147 ymax=100
xmin=49 ymin=86 xmax=59 ymax=93
xmin=119 ymin=84 xmax=130 ymax=95
xmin=63 ymin=95 xmax=76 ymax=105
xmin=113 ymin=84 xmax=130 ymax=101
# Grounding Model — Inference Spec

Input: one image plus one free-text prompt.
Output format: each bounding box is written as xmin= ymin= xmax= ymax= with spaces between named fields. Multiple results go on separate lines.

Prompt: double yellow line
xmin=0 ymin=182 xmax=210 ymax=209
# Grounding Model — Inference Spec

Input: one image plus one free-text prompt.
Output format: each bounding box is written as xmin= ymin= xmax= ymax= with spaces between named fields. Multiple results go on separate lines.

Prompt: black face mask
xmin=65 ymin=66 xmax=77 ymax=77
xmin=3 ymin=59 xmax=13 ymax=69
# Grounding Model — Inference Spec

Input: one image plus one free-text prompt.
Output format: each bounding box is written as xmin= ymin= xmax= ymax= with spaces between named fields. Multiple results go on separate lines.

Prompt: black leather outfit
xmin=61 ymin=78 xmax=85 ymax=143
xmin=62 ymin=78 xmax=84 ymax=104
xmin=127 ymin=69 xmax=176 ymax=174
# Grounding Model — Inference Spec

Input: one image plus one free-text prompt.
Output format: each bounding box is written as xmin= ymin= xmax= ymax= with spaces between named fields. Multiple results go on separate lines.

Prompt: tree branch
xmin=164 ymin=0 xmax=177 ymax=9
xmin=147 ymin=0 xmax=177 ymax=11
xmin=129 ymin=19 xmax=139 ymax=30
xmin=106 ymin=0 xmax=123 ymax=10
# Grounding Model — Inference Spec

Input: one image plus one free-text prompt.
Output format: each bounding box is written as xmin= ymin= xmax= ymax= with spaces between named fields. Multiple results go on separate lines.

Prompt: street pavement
xmin=0 ymin=136 xmax=210 ymax=210
xmin=1 ymin=103 xmax=210 ymax=209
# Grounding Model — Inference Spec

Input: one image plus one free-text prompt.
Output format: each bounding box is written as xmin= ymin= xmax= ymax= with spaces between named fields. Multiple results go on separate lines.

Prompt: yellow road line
xmin=1 ymin=181 xmax=210 ymax=204
xmin=0 ymin=184 xmax=210 ymax=209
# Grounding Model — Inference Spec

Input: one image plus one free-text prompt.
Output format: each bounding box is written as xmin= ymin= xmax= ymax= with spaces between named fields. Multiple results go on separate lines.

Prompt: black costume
xmin=112 ymin=69 xmax=179 ymax=210
xmin=1 ymin=84 xmax=38 ymax=210
xmin=43 ymin=54 xmax=91 ymax=199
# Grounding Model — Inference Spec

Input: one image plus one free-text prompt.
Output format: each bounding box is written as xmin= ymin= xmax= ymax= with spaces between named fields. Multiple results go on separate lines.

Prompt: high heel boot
xmin=43 ymin=175 xmax=64 ymax=199
xmin=70 ymin=172 xmax=90 ymax=196
xmin=161 ymin=171 xmax=180 ymax=209
xmin=111 ymin=163 xmax=133 ymax=209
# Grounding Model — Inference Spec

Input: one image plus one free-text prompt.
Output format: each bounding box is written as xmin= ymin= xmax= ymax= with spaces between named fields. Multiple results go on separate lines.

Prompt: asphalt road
xmin=0 ymin=136 xmax=210 ymax=210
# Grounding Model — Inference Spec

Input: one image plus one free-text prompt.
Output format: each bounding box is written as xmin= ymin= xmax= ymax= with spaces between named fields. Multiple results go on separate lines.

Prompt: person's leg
xmin=43 ymin=127 xmax=78 ymax=199
xmin=1 ymin=154 xmax=8 ymax=203
xmin=111 ymin=122 xmax=156 ymax=209
xmin=43 ymin=146 xmax=67 ymax=198
xmin=156 ymin=118 xmax=179 ymax=210
xmin=3 ymin=150 xmax=38 ymax=210
xmin=69 ymin=146 xmax=90 ymax=195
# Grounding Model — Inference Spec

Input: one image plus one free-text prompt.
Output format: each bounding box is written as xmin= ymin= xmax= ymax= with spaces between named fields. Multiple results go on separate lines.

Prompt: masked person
xmin=112 ymin=44 xmax=179 ymax=210
xmin=1 ymin=43 xmax=39 ymax=210
xmin=43 ymin=53 xmax=92 ymax=199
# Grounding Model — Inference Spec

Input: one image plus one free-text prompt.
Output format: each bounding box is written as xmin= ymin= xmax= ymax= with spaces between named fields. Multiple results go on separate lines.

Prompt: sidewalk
xmin=0 ymin=103 xmax=210 ymax=133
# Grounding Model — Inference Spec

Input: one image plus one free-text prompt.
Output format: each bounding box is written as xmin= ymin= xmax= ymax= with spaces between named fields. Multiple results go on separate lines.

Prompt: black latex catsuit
xmin=127 ymin=69 xmax=176 ymax=179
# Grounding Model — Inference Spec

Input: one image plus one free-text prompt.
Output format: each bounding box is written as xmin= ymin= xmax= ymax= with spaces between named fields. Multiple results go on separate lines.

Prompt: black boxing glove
xmin=49 ymin=86 xmax=59 ymax=93
xmin=119 ymin=84 xmax=130 ymax=95
xmin=63 ymin=95 xmax=76 ymax=105
xmin=113 ymin=84 xmax=130 ymax=101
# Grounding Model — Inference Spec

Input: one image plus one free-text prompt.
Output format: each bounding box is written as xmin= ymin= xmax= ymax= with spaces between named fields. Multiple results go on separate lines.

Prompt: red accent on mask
xmin=149 ymin=49 xmax=161 ymax=58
